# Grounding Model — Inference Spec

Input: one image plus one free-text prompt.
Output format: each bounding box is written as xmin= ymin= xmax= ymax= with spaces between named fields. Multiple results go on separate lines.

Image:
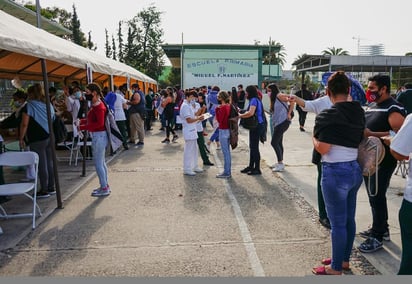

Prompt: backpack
xmin=228 ymin=104 xmax=239 ymax=150
xmin=53 ymin=115 xmax=67 ymax=144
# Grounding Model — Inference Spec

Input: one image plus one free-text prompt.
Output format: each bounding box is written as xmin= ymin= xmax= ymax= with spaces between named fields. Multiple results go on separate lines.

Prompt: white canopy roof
xmin=0 ymin=9 xmax=157 ymax=85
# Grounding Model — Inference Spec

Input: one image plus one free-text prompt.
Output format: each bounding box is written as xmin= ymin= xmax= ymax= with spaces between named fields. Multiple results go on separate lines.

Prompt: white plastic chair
xmin=0 ymin=151 xmax=40 ymax=229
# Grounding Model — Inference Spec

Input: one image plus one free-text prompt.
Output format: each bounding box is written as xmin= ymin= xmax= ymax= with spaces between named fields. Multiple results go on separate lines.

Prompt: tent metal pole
xmin=36 ymin=0 xmax=63 ymax=209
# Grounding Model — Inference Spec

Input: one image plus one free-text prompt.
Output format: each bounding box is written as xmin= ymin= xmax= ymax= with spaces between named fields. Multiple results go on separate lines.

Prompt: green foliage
xmin=322 ymin=47 xmax=350 ymax=56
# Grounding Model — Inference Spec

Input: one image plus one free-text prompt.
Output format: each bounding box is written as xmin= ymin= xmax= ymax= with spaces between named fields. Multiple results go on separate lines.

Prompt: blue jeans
xmin=210 ymin=127 xmax=220 ymax=142
xmin=91 ymin=131 xmax=108 ymax=189
xmin=322 ymin=160 xmax=363 ymax=271
xmin=219 ymin=129 xmax=231 ymax=175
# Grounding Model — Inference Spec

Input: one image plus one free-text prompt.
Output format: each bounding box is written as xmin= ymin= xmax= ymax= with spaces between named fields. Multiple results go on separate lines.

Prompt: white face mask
xmin=74 ymin=91 xmax=82 ymax=99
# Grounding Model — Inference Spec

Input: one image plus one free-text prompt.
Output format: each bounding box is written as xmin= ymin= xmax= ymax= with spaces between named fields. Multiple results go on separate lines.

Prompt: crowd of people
xmin=1 ymin=71 xmax=411 ymax=275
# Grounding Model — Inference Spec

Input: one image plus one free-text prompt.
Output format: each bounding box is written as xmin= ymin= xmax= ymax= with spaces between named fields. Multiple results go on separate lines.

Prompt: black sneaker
xmin=359 ymin=228 xmax=390 ymax=241
xmin=358 ymin=237 xmax=383 ymax=253
xmin=161 ymin=138 xmax=170 ymax=144
xmin=319 ymin=218 xmax=331 ymax=229
xmin=36 ymin=191 xmax=50 ymax=199
xmin=240 ymin=166 xmax=252 ymax=174
xmin=247 ymin=169 xmax=262 ymax=175
xmin=172 ymin=135 xmax=179 ymax=143
xmin=48 ymin=189 xmax=56 ymax=195
xmin=136 ymin=141 xmax=144 ymax=146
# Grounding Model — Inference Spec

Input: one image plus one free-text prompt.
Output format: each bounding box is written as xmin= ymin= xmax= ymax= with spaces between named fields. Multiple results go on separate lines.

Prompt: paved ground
xmin=0 ymin=112 xmax=407 ymax=276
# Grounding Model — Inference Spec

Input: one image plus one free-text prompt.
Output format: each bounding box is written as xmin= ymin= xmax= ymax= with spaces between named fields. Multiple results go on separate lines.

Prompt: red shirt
xmin=215 ymin=104 xmax=231 ymax=129
xmin=79 ymin=101 xmax=106 ymax=132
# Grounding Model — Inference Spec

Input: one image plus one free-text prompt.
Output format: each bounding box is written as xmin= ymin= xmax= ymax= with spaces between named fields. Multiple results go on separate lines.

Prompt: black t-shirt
xmin=365 ymin=97 xmax=406 ymax=167
xmin=21 ymin=104 xmax=49 ymax=144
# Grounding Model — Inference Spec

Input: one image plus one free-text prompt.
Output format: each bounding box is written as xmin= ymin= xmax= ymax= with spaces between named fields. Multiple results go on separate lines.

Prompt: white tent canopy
xmin=0 ymin=9 xmax=157 ymax=86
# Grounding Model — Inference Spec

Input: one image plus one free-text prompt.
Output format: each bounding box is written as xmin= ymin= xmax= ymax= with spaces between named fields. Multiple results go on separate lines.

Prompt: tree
xmin=111 ymin=35 xmax=117 ymax=61
xmin=322 ymin=47 xmax=349 ymax=56
xmin=117 ymin=21 xmax=124 ymax=62
xmin=87 ymin=31 xmax=96 ymax=50
xmin=263 ymin=40 xmax=286 ymax=67
xmin=24 ymin=2 xmax=95 ymax=48
xmin=126 ymin=5 xmax=165 ymax=79
xmin=71 ymin=5 xmax=84 ymax=46
xmin=104 ymin=29 xmax=112 ymax=59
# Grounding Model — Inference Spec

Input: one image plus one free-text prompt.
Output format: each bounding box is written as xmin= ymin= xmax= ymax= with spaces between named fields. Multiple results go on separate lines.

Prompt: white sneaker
xmin=183 ymin=171 xmax=196 ymax=176
xmin=193 ymin=167 xmax=204 ymax=173
xmin=272 ymin=163 xmax=285 ymax=172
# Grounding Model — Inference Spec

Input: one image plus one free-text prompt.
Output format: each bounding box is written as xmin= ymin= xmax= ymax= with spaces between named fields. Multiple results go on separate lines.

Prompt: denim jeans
xmin=210 ymin=127 xmax=220 ymax=142
xmin=322 ymin=160 xmax=363 ymax=271
xmin=219 ymin=129 xmax=231 ymax=175
xmin=91 ymin=131 xmax=108 ymax=188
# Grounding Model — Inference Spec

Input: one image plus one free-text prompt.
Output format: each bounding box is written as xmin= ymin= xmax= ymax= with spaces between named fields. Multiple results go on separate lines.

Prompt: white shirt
xmin=390 ymin=114 xmax=412 ymax=202
xmin=114 ymin=93 xmax=127 ymax=121
xmin=180 ymin=99 xmax=198 ymax=140
xmin=302 ymin=95 xmax=332 ymax=115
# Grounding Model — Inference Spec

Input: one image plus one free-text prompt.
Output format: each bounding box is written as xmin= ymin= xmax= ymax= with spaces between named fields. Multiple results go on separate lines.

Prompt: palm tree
xmin=405 ymin=52 xmax=412 ymax=56
xmin=322 ymin=47 xmax=349 ymax=56
xmin=263 ymin=40 xmax=287 ymax=67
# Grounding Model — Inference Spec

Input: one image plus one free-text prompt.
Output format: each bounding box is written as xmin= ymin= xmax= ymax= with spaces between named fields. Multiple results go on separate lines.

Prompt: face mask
xmin=365 ymin=89 xmax=381 ymax=103
xmin=14 ymin=101 xmax=22 ymax=108
xmin=190 ymin=98 xmax=196 ymax=105
xmin=74 ymin=91 xmax=82 ymax=99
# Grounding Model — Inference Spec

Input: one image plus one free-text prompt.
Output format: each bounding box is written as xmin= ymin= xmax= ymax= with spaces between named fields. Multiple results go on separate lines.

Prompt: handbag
xmin=240 ymin=113 xmax=258 ymax=129
xmin=357 ymin=136 xmax=385 ymax=197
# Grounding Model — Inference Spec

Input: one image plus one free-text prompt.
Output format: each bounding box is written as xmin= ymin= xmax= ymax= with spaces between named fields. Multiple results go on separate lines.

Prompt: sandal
xmin=321 ymin=257 xmax=351 ymax=271
xmin=312 ymin=265 xmax=342 ymax=275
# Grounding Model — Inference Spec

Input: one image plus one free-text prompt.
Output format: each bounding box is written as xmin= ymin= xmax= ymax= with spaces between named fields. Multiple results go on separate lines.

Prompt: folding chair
xmin=69 ymin=131 xmax=93 ymax=166
xmin=0 ymin=151 xmax=40 ymax=229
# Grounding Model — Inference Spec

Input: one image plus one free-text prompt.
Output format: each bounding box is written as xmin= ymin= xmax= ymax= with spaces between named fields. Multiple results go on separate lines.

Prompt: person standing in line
xmin=267 ymin=83 xmax=294 ymax=173
xmin=311 ymin=71 xmax=365 ymax=275
xmin=215 ymin=91 xmax=232 ymax=178
xmin=19 ymin=84 xmax=55 ymax=198
xmin=127 ymin=83 xmax=146 ymax=146
xmin=237 ymin=84 xmax=246 ymax=110
xmin=357 ymin=74 xmax=406 ymax=253
xmin=387 ymin=114 xmax=412 ymax=275
xmin=192 ymin=93 xmax=214 ymax=166
xmin=396 ymin=82 xmax=412 ymax=114
xmin=231 ymin=86 xmax=238 ymax=108
xmin=180 ymin=90 xmax=204 ymax=176
xmin=160 ymin=89 xmax=178 ymax=144
xmin=113 ymin=87 xmax=129 ymax=150
xmin=238 ymin=85 xmax=265 ymax=175
xmin=290 ymin=93 xmax=333 ymax=229
xmin=294 ymin=83 xmax=313 ymax=132
xmin=79 ymin=83 xmax=110 ymax=197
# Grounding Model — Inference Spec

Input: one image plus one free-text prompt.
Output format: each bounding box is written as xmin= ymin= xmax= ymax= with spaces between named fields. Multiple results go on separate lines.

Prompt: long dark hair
xmin=245 ymin=85 xmax=258 ymax=100
xmin=267 ymin=83 xmax=280 ymax=113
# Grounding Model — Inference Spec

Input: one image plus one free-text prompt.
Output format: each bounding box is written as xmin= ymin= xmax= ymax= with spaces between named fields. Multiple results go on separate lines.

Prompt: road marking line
xmin=212 ymin=148 xmax=265 ymax=277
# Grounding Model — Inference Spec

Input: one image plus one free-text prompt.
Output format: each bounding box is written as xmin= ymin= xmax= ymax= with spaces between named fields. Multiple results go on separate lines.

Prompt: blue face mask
xmin=14 ymin=101 xmax=22 ymax=108
xmin=74 ymin=91 xmax=82 ymax=99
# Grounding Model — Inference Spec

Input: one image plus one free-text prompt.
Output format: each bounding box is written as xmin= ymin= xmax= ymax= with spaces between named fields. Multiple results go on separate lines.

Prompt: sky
xmin=27 ymin=0 xmax=412 ymax=70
